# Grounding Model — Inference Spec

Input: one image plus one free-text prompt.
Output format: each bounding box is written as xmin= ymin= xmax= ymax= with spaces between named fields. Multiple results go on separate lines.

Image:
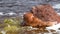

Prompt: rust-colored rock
xmin=31 ymin=4 xmax=60 ymax=22
xmin=22 ymin=4 xmax=60 ymax=27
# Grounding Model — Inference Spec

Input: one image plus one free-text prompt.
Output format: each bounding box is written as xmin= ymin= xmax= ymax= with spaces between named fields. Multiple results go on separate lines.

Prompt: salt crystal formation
xmin=22 ymin=4 xmax=60 ymax=27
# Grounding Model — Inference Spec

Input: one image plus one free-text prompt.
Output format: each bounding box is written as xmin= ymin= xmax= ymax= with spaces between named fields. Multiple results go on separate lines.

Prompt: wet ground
xmin=0 ymin=0 xmax=60 ymax=17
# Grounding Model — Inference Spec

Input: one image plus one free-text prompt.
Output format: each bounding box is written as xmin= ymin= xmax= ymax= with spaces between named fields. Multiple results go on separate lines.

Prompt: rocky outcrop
xmin=22 ymin=4 xmax=60 ymax=27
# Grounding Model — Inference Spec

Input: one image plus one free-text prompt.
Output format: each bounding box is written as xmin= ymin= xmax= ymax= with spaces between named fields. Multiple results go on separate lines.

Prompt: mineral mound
xmin=22 ymin=4 xmax=60 ymax=27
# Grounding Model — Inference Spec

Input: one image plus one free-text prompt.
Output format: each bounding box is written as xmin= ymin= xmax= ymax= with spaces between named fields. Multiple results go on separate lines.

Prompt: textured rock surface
xmin=31 ymin=4 xmax=60 ymax=22
xmin=23 ymin=4 xmax=60 ymax=27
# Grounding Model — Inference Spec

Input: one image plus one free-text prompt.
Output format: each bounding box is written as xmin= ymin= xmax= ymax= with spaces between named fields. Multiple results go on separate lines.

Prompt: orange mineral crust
xmin=22 ymin=4 xmax=60 ymax=27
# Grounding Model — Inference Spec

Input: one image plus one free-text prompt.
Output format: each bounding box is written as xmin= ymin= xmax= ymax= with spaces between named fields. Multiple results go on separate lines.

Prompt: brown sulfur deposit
xmin=22 ymin=4 xmax=60 ymax=27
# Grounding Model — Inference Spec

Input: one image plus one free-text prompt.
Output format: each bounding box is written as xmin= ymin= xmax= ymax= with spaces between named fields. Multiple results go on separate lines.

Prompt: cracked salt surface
xmin=46 ymin=23 xmax=60 ymax=30
xmin=46 ymin=23 xmax=60 ymax=34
